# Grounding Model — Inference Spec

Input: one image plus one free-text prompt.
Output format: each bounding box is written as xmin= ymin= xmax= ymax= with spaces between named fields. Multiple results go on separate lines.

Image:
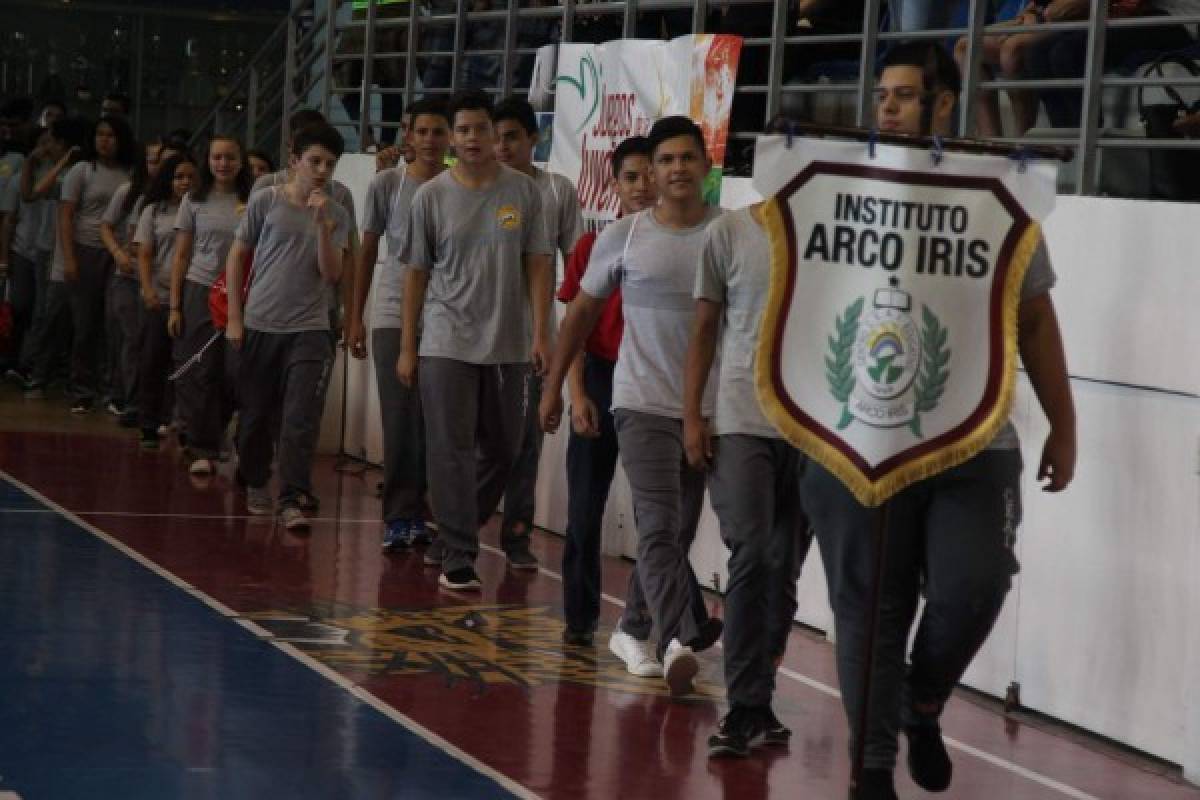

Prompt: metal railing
xmin=198 ymin=0 xmax=1200 ymax=197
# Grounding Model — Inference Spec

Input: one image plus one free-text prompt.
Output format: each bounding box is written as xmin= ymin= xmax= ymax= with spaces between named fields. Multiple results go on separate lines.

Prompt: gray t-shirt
xmin=11 ymin=165 xmax=51 ymax=261
xmin=0 ymin=153 xmax=21 ymax=216
xmin=362 ymin=165 xmax=423 ymax=329
xmin=61 ymin=160 xmax=131 ymax=248
xmin=236 ymin=186 xmax=351 ymax=333
xmin=694 ymin=208 xmax=779 ymax=439
xmin=175 ymin=190 xmax=243 ymax=288
xmin=533 ymin=167 xmax=583 ymax=261
xmin=404 ymin=166 xmax=553 ymax=364
xmin=134 ymin=200 xmax=182 ymax=304
xmin=38 ymin=172 xmax=63 ymax=255
xmin=101 ymin=182 xmax=142 ymax=246
xmin=988 ymin=236 xmax=1057 ymax=450
xmin=581 ymin=206 xmax=723 ymax=419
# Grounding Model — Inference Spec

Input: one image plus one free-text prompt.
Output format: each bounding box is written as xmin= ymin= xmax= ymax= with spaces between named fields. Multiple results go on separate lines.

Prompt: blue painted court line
xmin=0 ymin=477 xmax=525 ymax=800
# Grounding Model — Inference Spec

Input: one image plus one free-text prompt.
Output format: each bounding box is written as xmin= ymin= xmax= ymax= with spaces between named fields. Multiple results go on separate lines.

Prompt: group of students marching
xmin=0 ymin=38 xmax=1075 ymax=800
xmin=336 ymin=43 xmax=1072 ymax=800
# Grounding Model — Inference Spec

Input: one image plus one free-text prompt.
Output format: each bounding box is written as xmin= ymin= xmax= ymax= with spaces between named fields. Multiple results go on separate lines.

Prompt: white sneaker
xmin=280 ymin=506 xmax=310 ymax=530
xmin=664 ymin=639 xmax=698 ymax=697
xmin=189 ymin=458 xmax=214 ymax=475
xmin=608 ymin=630 xmax=663 ymax=678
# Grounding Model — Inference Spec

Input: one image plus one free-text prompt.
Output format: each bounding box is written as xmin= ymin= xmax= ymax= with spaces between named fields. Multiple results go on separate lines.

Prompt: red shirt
xmin=557 ymin=231 xmax=623 ymax=362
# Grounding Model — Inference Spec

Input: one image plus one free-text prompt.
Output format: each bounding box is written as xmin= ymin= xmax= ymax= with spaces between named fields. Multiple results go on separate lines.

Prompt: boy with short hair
xmin=809 ymin=41 xmax=1076 ymax=799
xmin=557 ymin=135 xmax=657 ymax=666
xmin=540 ymin=116 xmax=723 ymax=696
xmin=226 ymin=123 xmax=352 ymax=530
xmin=346 ymin=98 xmax=451 ymax=551
xmin=489 ymin=95 xmax=584 ymax=569
xmin=398 ymin=90 xmax=553 ymax=592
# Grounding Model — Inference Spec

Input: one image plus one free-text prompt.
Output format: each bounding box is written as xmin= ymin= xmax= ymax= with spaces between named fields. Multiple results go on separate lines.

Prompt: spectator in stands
xmin=461 ymin=0 xmax=504 ymax=90
xmin=889 ymin=0 xmax=952 ymax=32
xmin=1024 ymin=2 xmax=1192 ymax=128
xmin=955 ymin=1 xmax=1059 ymax=137
xmin=38 ymin=101 xmax=66 ymax=130
xmin=101 ymin=92 xmax=132 ymax=119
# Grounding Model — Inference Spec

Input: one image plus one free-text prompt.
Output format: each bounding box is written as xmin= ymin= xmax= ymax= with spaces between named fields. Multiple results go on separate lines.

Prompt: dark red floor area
xmin=1 ymin=411 xmax=1197 ymax=799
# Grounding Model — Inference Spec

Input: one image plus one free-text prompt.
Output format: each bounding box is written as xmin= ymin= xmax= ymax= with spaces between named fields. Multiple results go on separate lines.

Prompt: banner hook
xmin=930 ymin=134 xmax=945 ymax=166
xmin=867 ymin=128 xmax=878 ymax=159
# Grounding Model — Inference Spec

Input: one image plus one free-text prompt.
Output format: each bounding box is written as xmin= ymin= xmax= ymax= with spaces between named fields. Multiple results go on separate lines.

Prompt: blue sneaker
xmin=409 ymin=519 xmax=432 ymax=546
xmin=382 ymin=520 xmax=414 ymax=552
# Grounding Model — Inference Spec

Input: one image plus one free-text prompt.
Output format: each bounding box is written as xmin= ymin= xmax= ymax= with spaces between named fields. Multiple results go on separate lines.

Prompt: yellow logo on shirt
xmin=236 ymin=203 xmax=247 ymax=216
xmin=0 ymin=163 xmax=12 ymax=178
xmin=497 ymin=204 xmax=522 ymax=231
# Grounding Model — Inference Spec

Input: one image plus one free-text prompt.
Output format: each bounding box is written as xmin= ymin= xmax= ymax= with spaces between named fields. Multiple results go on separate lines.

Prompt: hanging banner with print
xmin=540 ymin=35 xmax=742 ymax=232
xmin=752 ymin=136 xmax=1058 ymax=507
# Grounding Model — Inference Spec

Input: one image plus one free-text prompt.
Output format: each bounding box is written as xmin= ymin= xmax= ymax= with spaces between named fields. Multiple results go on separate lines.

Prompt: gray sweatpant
xmin=420 ymin=357 xmax=528 ymax=573
xmin=66 ymin=244 xmax=114 ymax=401
xmin=175 ymin=280 xmax=233 ymax=459
xmin=371 ymin=327 xmax=426 ymax=523
xmin=497 ymin=370 xmax=543 ymax=532
xmin=105 ymin=274 xmax=141 ymax=409
xmin=236 ymin=329 xmax=334 ymax=507
xmin=613 ymin=409 xmax=712 ymax=659
xmin=707 ymin=434 xmax=814 ymax=709
xmin=801 ymin=448 xmax=1022 ymax=770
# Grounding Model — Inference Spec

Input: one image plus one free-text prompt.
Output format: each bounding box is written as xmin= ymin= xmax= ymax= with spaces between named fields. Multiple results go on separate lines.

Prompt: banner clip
xmin=1010 ymin=146 xmax=1030 ymax=173
xmin=931 ymin=134 xmax=945 ymax=166
xmin=867 ymin=128 xmax=878 ymax=159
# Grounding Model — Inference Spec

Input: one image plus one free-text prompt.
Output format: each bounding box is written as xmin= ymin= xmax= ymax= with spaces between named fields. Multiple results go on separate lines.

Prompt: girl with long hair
xmin=133 ymin=153 xmax=197 ymax=449
xmin=58 ymin=114 xmax=137 ymax=413
xmin=168 ymin=135 xmax=252 ymax=475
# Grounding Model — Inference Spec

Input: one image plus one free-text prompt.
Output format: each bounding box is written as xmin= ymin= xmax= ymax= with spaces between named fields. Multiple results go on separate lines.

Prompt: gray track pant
xmin=420 ymin=357 xmax=528 ymax=573
xmin=371 ymin=327 xmax=426 ymax=523
xmin=801 ymin=448 xmax=1022 ymax=770
xmin=106 ymin=274 xmax=141 ymax=408
xmin=707 ymin=434 xmax=814 ymax=709
xmin=496 ymin=370 xmax=542 ymax=531
xmin=236 ymin=329 xmax=334 ymax=507
xmin=613 ymin=409 xmax=713 ymax=659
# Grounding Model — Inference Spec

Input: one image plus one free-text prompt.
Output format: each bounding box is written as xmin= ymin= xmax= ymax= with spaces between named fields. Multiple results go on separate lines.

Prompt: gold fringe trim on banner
xmin=755 ymin=196 xmax=1042 ymax=508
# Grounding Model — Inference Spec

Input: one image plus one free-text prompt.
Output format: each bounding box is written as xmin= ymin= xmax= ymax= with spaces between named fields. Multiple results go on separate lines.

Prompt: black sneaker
xmin=690 ymin=616 xmax=724 ymax=653
xmin=502 ymin=534 xmax=539 ymax=571
xmin=762 ymin=707 xmax=792 ymax=746
xmin=850 ymin=768 xmax=899 ymax=800
xmin=707 ymin=705 xmax=768 ymax=758
xmin=139 ymin=429 xmax=159 ymax=450
xmin=562 ymin=628 xmax=594 ymax=647
xmin=118 ymin=409 xmax=140 ymax=428
xmin=439 ymin=567 xmax=481 ymax=591
xmin=904 ymin=715 xmax=953 ymax=792
xmin=5 ymin=367 xmax=30 ymax=385
xmin=71 ymin=397 xmax=94 ymax=415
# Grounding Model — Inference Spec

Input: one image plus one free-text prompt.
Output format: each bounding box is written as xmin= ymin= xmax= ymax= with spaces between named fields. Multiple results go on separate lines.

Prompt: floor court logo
xmin=246 ymin=602 xmax=722 ymax=697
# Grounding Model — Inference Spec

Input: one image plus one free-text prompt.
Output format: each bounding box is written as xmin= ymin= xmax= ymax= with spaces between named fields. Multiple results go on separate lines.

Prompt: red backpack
xmin=208 ymin=250 xmax=254 ymax=330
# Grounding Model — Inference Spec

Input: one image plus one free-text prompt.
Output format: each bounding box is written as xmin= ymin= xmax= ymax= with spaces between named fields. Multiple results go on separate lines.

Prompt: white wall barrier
xmin=322 ymin=156 xmax=1200 ymax=780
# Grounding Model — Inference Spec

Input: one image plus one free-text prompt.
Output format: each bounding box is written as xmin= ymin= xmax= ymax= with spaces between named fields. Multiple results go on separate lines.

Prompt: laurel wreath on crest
xmin=826 ymin=297 xmax=863 ymax=431
xmin=909 ymin=305 xmax=951 ymax=438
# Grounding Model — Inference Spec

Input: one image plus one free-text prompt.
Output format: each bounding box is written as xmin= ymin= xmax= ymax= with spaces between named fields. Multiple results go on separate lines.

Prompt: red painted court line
xmin=1 ymin=427 xmax=1197 ymax=800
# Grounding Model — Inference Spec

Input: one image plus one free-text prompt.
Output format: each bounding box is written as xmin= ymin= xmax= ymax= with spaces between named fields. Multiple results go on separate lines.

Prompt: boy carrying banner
xmin=806 ymin=42 xmax=1077 ymax=800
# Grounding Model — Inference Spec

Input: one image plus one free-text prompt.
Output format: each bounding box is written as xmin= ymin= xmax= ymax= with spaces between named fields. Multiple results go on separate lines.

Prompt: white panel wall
xmin=323 ymin=158 xmax=1200 ymax=779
